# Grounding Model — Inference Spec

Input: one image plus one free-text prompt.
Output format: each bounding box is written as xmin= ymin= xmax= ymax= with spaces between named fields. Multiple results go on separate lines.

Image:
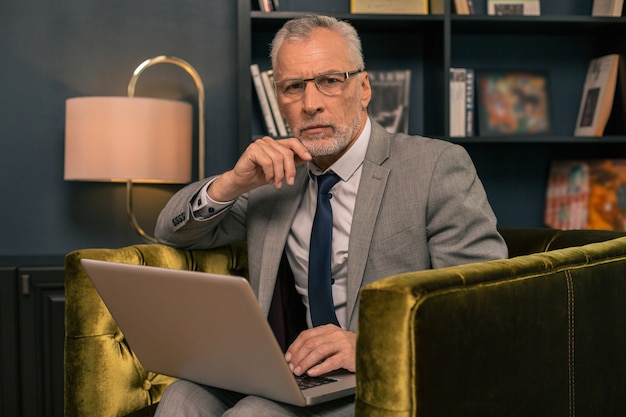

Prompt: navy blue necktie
xmin=308 ymin=172 xmax=341 ymax=327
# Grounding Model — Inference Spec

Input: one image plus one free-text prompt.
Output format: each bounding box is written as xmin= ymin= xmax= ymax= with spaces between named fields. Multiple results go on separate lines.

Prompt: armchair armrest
xmin=355 ymin=235 xmax=626 ymax=416
xmin=64 ymin=242 xmax=247 ymax=417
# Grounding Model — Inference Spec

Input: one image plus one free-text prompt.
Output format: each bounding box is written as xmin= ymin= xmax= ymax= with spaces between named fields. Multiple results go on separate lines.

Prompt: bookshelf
xmin=236 ymin=0 xmax=626 ymax=227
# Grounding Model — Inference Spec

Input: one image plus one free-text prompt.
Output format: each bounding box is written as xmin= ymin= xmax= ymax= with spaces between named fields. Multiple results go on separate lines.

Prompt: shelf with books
xmin=460 ymin=139 xmax=626 ymax=226
xmin=450 ymin=14 xmax=626 ymax=35
xmin=238 ymin=0 xmax=626 ymax=227
xmin=246 ymin=9 xmax=446 ymax=141
xmin=450 ymin=28 xmax=626 ymax=139
xmin=458 ymin=0 xmax=613 ymax=16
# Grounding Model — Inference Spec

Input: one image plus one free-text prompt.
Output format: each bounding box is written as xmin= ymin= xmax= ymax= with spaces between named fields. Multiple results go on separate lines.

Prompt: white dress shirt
xmin=286 ymin=119 xmax=371 ymax=328
xmin=192 ymin=118 xmax=372 ymax=329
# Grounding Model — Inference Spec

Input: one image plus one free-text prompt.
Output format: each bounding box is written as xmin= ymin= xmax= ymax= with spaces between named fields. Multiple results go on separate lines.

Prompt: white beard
xmin=297 ymin=110 xmax=363 ymax=157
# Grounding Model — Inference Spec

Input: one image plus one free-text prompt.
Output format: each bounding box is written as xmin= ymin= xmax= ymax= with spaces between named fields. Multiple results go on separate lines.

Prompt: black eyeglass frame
xmin=273 ymin=69 xmax=364 ymax=98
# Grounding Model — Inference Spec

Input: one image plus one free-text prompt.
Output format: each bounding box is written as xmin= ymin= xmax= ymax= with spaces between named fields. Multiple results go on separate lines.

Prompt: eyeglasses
xmin=273 ymin=69 xmax=364 ymax=100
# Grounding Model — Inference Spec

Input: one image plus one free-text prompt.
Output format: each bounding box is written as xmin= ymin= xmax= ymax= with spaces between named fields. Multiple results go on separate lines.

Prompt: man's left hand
xmin=284 ymin=324 xmax=356 ymax=377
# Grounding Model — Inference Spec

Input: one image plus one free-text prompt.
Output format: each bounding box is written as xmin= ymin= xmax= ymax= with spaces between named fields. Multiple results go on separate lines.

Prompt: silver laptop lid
xmin=80 ymin=258 xmax=355 ymax=406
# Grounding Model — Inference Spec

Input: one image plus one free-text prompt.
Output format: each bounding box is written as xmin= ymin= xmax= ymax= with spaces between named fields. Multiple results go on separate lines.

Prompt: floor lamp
xmin=64 ymin=56 xmax=205 ymax=243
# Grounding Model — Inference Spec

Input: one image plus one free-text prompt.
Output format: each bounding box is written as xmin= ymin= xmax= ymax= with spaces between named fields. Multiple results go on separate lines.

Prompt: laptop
xmin=80 ymin=258 xmax=356 ymax=407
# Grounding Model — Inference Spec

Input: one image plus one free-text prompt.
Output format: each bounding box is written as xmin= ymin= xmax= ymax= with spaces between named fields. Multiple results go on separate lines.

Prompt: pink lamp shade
xmin=64 ymin=96 xmax=193 ymax=183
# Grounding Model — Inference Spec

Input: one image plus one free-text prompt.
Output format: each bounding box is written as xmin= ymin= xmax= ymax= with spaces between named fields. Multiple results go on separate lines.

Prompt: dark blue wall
xmin=0 ymin=0 xmax=239 ymax=256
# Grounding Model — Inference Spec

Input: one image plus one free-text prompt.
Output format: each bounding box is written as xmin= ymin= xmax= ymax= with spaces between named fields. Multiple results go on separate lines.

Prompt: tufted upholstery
xmin=64 ymin=228 xmax=626 ymax=417
xmin=64 ymin=242 xmax=248 ymax=417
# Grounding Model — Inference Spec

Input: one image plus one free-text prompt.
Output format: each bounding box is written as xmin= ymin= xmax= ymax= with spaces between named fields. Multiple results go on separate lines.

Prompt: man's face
xmin=274 ymin=28 xmax=371 ymax=163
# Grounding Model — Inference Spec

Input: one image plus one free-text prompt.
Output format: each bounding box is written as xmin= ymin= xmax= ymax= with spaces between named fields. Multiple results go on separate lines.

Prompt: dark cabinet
xmin=0 ymin=262 xmax=65 ymax=417
xmin=18 ymin=266 xmax=65 ymax=417
xmin=1 ymin=267 xmax=20 ymax=417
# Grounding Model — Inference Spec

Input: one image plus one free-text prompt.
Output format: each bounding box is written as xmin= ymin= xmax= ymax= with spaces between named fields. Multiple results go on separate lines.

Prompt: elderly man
xmin=154 ymin=14 xmax=507 ymax=417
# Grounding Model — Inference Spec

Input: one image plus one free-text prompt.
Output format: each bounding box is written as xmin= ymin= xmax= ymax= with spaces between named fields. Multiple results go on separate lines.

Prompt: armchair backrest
xmin=499 ymin=226 xmax=626 ymax=257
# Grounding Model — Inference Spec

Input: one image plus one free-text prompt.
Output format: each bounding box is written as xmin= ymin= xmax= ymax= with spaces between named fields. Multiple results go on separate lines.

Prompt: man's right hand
xmin=207 ymin=136 xmax=312 ymax=202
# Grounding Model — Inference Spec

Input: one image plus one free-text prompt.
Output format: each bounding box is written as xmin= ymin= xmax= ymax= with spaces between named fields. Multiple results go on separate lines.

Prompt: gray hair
xmin=270 ymin=14 xmax=365 ymax=71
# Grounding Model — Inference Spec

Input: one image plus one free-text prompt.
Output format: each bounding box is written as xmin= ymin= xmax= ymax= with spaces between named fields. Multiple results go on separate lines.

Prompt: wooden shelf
xmin=250 ymin=10 xmax=444 ymax=32
xmin=451 ymin=15 xmax=626 ymax=35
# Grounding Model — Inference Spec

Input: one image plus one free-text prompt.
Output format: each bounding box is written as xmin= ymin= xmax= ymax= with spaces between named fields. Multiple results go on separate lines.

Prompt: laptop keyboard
xmin=295 ymin=374 xmax=337 ymax=390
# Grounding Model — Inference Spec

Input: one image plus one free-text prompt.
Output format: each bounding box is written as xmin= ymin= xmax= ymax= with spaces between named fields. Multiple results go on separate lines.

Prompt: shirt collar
xmin=308 ymin=117 xmax=371 ymax=182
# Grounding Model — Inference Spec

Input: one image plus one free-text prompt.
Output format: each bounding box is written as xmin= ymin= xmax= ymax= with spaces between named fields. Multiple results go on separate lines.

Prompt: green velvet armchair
xmin=64 ymin=228 xmax=626 ymax=417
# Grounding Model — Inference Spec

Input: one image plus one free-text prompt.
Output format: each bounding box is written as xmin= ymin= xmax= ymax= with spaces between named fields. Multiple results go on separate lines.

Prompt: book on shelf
xmin=261 ymin=69 xmax=291 ymax=137
xmin=545 ymin=159 xmax=626 ymax=231
xmin=592 ymin=0 xmax=624 ymax=16
xmin=487 ymin=0 xmax=540 ymax=15
xmin=449 ymin=68 xmax=475 ymax=137
xmin=574 ymin=54 xmax=626 ymax=137
xmin=467 ymin=0 xmax=475 ymax=13
xmin=430 ymin=0 xmax=473 ymax=14
xmin=368 ymin=70 xmax=411 ymax=134
xmin=476 ymin=70 xmax=551 ymax=136
xmin=453 ymin=0 xmax=474 ymax=15
xmin=258 ymin=0 xmax=273 ymax=12
xmin=449 ymin=68 xmax=466 ymax=137
xmin=544 ymin=161 xmax=590 ymax=230
xmin=250 ymin=64 xmax=278 ymax=137
xmin=465 ymin=69 xmax=475 ymax=136
xmin=607 ymin=55 xmax=626 ymax=135
xmin=350 ymin=0 xmax=428 ymax=15
xmin=430 ymin=0 xmax=445 ymax=14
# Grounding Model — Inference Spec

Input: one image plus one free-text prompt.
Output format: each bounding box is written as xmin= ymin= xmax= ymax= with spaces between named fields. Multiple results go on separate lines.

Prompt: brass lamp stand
xmin=125 ymin=56 xmax=205 ymax=243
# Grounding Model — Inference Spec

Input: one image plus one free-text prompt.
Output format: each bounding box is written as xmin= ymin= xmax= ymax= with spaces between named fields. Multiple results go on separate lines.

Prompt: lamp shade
xmin=64 ymin=96 xmax=193 ymax=183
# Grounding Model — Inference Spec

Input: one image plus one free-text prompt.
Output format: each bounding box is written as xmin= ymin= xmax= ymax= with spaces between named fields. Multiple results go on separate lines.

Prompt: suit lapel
xmin=252 ymin=121 xmax=392 ymax=325
xmin=346 ymin=123 xmax=391 ymax=327
xmin=255 ymin=168 xmax=309 ymax=315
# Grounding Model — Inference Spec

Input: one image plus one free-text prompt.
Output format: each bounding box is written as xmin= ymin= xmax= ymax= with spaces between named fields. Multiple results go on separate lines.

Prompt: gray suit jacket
xmin=155 ymin=121 xmax=508 ymax=332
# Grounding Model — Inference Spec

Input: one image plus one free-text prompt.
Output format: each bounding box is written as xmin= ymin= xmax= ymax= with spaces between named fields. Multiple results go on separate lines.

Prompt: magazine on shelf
xmin=487 ymin=0 xmax=540 ymax=15
xmin=476 ymin=70 xmax=551 ymax=136
xmin=574 ymin=54 xmax=626 ymax=137
xmin=545 ymin=159 xmax=626 ymax=231
xmin=544 ymin=161 xmax=590 ymax=230
xmin=368 ymin=70 xmax=411 ymax=134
